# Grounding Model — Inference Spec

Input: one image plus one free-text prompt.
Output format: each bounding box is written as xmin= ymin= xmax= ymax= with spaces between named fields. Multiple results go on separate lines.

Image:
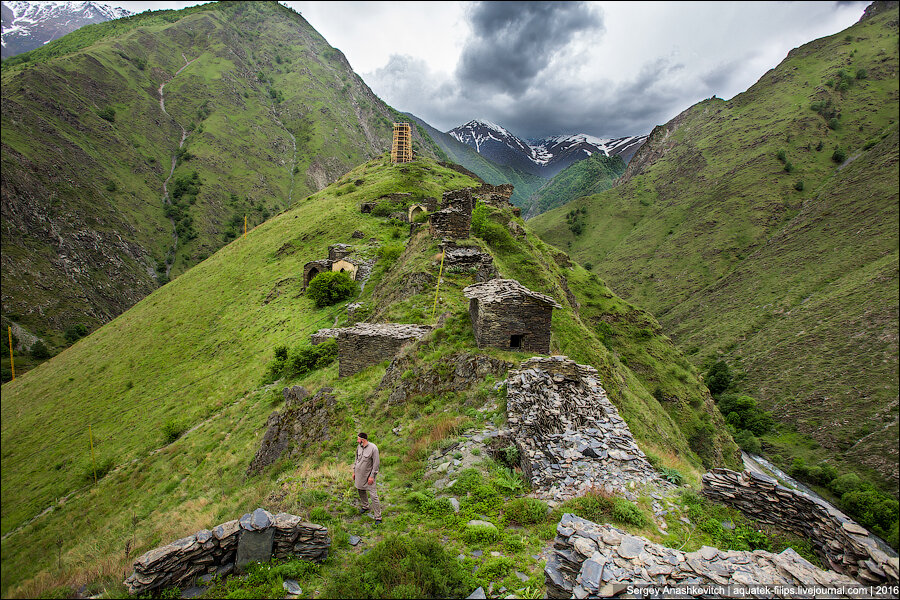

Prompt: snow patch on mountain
xmin=2 ymin=1 xmax=131 ymax=57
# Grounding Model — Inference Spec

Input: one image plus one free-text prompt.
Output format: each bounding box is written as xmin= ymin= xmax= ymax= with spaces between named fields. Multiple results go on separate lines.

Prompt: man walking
xmin=352 ymin=432 xmax=381 ymax=524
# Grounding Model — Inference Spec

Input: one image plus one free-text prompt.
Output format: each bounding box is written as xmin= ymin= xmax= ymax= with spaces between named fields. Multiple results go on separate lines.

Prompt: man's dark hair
xmin=358 ymin=432 xmax=368 ymax=440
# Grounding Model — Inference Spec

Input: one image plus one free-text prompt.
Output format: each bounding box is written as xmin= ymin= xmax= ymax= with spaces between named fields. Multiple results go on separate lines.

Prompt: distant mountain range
xmin=1 ymin=1 xmax=131 ymax=59
xmin=448 ymin=118 xmax=647 ymax=178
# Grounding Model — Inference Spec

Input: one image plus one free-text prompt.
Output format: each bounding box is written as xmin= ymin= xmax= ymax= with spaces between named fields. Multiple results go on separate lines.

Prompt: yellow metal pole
xmin=7 ymin=326 xmax=14 ymax=381
xmin=243 ymin=215 xmax=247 ymax=238
xmin=431 ymin=250 xmax=446 ymax=322
xmin=89 ymin=425 xmax=97 ymax=484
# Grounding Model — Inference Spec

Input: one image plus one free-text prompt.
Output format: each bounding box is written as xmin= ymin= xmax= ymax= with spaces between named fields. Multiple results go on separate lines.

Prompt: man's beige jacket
xmin=354 ymin=442 xmax=380 ymax=489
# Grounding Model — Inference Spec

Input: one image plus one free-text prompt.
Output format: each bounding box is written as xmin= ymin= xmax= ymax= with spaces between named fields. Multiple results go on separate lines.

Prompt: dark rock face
xmin=703 ymin=469 xmax=899 ymax=584
xmin=463 ymin=279 xmax=560 ymax=354
xmin=124 ymin=509 xmax=329 ymax=595
xmin=545 ymin=513 xmax=868 ymax=599
xmin=247 ymin=388 xmax=337 ymax=475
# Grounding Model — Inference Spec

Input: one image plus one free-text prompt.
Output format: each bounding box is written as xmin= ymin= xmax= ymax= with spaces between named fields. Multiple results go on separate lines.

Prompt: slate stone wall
xmin=302 ymin=259 xmax=332 ymax=288
xmin=124 ymin=509 xmax=329 ymax=595
xmin=545 ymin=513 xmax=874 ymax=599
xmin=703 ymin=468 xmax=898 ymax=584
xmin=442 ymin=188 xmax=476 ymax=213
xmin=469 ymin=295 xmax=553 ymax=354
xmin=336 ymin=324 xmax=431 ymax=377
xmin=430 ymin=207 xmax=471 ymax=240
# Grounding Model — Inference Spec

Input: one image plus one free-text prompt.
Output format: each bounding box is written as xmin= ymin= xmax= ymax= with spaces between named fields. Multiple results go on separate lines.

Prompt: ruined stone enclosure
xmin=463 ymin=279 xmax=561 ymax=354
xmin=302 ymin=244 xmax=362 ymax=288
xmin=331 ymin=323 xmax=431 ymax=377
xmin=430 ymin=207 xmax=471 ymax=240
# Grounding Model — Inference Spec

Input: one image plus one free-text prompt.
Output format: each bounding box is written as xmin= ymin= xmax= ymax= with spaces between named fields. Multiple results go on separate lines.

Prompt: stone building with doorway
xmin=302 ymin=244 xmax=361 ymax=288
xmin=463 ymin=279 xmax=561 ymax=354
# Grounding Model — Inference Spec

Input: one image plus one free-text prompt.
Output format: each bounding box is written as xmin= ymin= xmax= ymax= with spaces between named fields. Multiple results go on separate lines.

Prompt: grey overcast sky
xmin=55 ymin=1 xmax=870 ymax=138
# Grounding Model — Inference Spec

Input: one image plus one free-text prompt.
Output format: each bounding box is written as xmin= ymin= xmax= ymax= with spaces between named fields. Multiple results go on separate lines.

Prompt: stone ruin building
xmin=429 ymin=206 xmax=471 ymax=240
xmin=302 ymin=244 xmax=361 ymax=288
xmin=440 ymin=241 xmax=496 ymax=281
xmin=310 ymin=323 xmax=431 ymax=377
xmin=441 ymin=188 xmax=476 ymax=213
xmin=474 ymin=183 xmax=514 ymax=207
xmin=463 ymin=278 xmax=560 ymax=354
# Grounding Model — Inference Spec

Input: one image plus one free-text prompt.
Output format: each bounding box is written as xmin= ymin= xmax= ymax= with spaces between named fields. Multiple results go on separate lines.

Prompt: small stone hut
xmin=310 ymin=323 xmax=431 ymax=377
xmin=463 ymin=279 xmax=561 ymax=354
xmin=303 ymin=244 xmax=360 ymax=288
xmin=430 ymin=207 xmax=471 ymax=240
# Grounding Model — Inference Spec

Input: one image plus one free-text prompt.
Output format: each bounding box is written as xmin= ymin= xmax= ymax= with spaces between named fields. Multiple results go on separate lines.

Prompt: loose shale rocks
xmin=545 ymin=513 xmax=883 ymax=599
xmin=703 ymin=468 xmax=898 ymax=585
xmin=124 ymin=509 xmax=329 ymax=595
xmin=505 ymin=356 xmax=666 ymax=500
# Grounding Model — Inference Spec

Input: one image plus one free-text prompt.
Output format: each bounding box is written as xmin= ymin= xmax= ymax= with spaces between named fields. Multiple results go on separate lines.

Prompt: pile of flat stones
xmin=703 ymin=468 xmax=899 ymax=584
xmin=124 ymin=508 xmax=329 ymax=595
xmin=506 ymin=356 xmax=668 ymax=501
xmin=545 ymin=513 xmax=882 ymax=599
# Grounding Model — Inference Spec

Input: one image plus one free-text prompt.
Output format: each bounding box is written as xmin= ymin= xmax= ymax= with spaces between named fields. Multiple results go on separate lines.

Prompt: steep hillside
xmin=0 ymin=1 xmax=443 ymax=362
xmin=0 ymin=154 xmax=739 ymax=595
xmin=524 ymin=153 xmax=626 ymax=219
xmin=408 ymin=113 xmax=545 ymax=206
xmin=531 ymin=5 xmax=899 ymax=489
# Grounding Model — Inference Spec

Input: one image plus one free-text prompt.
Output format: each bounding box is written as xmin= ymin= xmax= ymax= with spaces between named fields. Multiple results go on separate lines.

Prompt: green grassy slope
xmin=408 ymin=112 xmax=546 ymax=206
xmin=530 ymin=7 xmax=899 ymax=489
xmin=0 ymin=1 xmax=443 ymax=362
xmin=523 ymin=153 xmax=626 ymax=219
xmin=0 ymin=154 xmax=738 ymax=595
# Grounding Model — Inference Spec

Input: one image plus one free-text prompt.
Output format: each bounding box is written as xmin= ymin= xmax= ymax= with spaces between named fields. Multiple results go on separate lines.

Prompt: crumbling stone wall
xmin=506 ymin=356 xmax=664 ymax=500
xmin=377 ymin=351 xmax=513 ymax=405
xmin=334 ymin=323 xmax=431 ymax=377
xmin=474 ymin=183 xmax=514 ymax=207
xmin=463 ymin=279 xmax=560 ymax=354
xmin=545 ymin=513 xmax=871 ymax=599
xmin=430 ymin=207 xmax=471 ymax=240
xmin=441 ymin=243 xmax=496 ymax=281
xmin=302 ymin=259 xmax=332 ymax=288
xmin=125 ymin=508 xmax=329 ymax=595
xmin=442 ymin=188 xmax=476 ymax=213
xmin=328 ymin=244 xmax=353 ymax=262
xmin=248 ymin=388 xmax=336 ymax=474
xmin=703 ymin=468 xmax=898 ymax=584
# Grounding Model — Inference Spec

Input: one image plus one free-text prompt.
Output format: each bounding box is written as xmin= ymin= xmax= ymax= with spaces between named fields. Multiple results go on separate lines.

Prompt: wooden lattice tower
xmin=391 ymin=122 xmax=413 ymax=163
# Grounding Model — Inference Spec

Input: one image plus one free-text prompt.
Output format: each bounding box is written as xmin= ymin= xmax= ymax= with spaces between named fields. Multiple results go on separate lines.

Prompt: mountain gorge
xmin=1 ymin=1 xmax=442 ymax=358
xmin=531 ymin=3 xmax=899 ymax=491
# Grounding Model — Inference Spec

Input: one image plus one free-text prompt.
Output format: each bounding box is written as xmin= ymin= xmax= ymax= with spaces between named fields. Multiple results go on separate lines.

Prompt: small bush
xmin=378 ymin=243 xmax=404 ymax=271
xmin=493 ymin=467 xmax=526 ymax=494
xmin=718 ymin=394 xmax=774 ymax=436
xmin=794 ymin=180 xmax=805 ymax=191
xmin=560 ymin=491 xmax=614 ymax=522
xmin=856 ymin=68 xmax=867 ymax=80
xmin=705 ymin=361 xmax=732 ymax=396
xmin=776 ymin=149 xmax=787 ymax=162
xmin=505 ymin=498 xmax=548 ymax=525
xmin=611 ymin=498 xmax=647 ymax=527
xmin=324 ymin=535 xmax=471 ymax=598
xmin=30 ymin=340 xmax=51 ymax=359
xmin=162 ymin=419 xmax=187 ymax=444
xmin=733 ymin=429 xmax=762 ymax=454
xmin=463 ymin=523 xmax=500 ymax=545
xmin=832 ymin=147 xmax=847 ymax=163
xmin=267 ymin=338 xmax=337 ymax=381
xmin=106 ymin=180 xmax=117 ymax=192
xmin=64 ymin=323 xmax=89 ymax=344
xmin=306 ymin=271 xmax=358 ymax=307
xmin=97 ymin=107 xmax=116 ymax=122
xmin=471 ymin=202 xmax=514 ymax=250
xmin=828 ymin=117 xmax=840 ymax=130
xmin=783 ymin=161 xmax=794 ymax=173
xmin=660 ymin=467 xmax=685 ymax=485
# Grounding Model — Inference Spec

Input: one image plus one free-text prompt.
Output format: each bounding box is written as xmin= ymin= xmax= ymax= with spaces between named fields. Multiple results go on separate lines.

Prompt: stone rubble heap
xmin=545 ymin=513 xmax=880 ymax=599
xmin=124 ymin=508 xmax=329 ymax=595
xmin=703 ymin=468 xmax=899 ymax=585
xmin=441 ymin=243 xmax=497 ymax=281
xmin=506 ymin=356 xmax=666 ymax=501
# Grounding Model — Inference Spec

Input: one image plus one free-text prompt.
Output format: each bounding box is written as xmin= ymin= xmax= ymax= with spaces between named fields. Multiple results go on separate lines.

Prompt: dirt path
xmin=158 ymin=53 xmax=198 ymax=279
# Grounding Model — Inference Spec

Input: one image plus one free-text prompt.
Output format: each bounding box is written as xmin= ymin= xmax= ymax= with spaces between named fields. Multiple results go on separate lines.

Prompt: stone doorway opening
xmin=510 ymin=334 xmax=523 ymax=349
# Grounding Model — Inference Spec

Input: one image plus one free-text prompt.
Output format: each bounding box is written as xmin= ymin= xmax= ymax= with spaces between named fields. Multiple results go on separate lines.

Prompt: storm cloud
xmin=455 ymin=1 xmax=604 ymax=96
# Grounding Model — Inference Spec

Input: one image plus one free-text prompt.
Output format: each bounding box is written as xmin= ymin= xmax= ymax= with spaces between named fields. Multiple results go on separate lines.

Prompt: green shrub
xmin=855 ymin=68 xmax=867 ymax=80
xmin=463 ymin=523 xmax=501 ymax=545
xmin=559 ymin=492 xmax=614 ymax=522
xmin=504 ymin=498 xmax=548 ymax=525
xmin=64 ymin=323 xmax=89 ymax=344
xmin=471 ymin=202 xmax=514 ymax=250
xmin=832 ymin=147 xmax=847 ymax=163
xmin=732 ymin=429 xmax=761 ymax=454
xmin=162 ymin=419 xmax=187 ymax=444
xmin=30 ymin=340 xmax=51 ymax=359
xmin=705 ymin=361 xmax=732 ymax=396
xmin=783 ymin=161 xmax=794 ymax=173
xmin=493 ymin=467 xmax=526 ymax=494
xmin=611 ymin=498 xmax=647 ymax=527
xmin=106 ymin=180 xmax=117 ymax=192
xmin=776 ymin=149 xmax=787 ymax=162
xmin=267 ymin=338 xmax=337 ymax=381
xmin=306 ymin=271 xmax=358 ymax=307
xmin=828 ymin=117 xmax=840 ymax=130
xmin=478 ymin=556 xmax=513 ymax=580
xmin=718 ymin=394 xmax=773 ymax=436
xmin=97 ymin=107 xmax=115 ymax=122
xmin=324 ymin=535 xmax=471 ymax=598
xmin=794 ymin=180 xmax=804 ymax=191
xmin=660 ymin=467 xmax=685 ymax=485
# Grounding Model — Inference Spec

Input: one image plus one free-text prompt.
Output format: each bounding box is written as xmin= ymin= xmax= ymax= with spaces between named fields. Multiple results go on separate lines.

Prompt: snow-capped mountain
xmin=1 ymin=1 xmax=131 ymax=59
xmin=448 ymin=119 xmax=648 ymax=178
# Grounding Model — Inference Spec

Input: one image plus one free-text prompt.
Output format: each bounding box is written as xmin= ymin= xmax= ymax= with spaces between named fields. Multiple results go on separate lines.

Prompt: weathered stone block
xmin=235 ymin=528 xmax=276 ymax=573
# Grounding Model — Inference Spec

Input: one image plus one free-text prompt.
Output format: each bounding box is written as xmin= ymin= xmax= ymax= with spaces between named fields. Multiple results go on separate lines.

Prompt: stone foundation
xmin=545 ymin=513 xmax=877 ymax=599
xmin=506 ymin=356 xmax=665 ymax=500
xmin=328 ymin=323 xmax=431 ymax=377
xmin=124 ymin=508 xmax=329 ymax=595
xmin=703 ymin=468 xmax=898 ymax=584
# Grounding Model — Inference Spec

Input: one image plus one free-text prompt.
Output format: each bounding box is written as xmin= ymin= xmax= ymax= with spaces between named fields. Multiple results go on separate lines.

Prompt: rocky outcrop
xmin=247 ymin=388 xmax=336 ymax=474
xmin=124 ymin=508 xmax=329 ymax=595
xmin=703 ymin=468 xmax=899 ymax=584
xmin=506 ymin=356 xmax=665 ymax=500
xmin=377 ymin=351 xmax=513 ymax=405
xmin=545 ymin=513 xmax=876 ymax=599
